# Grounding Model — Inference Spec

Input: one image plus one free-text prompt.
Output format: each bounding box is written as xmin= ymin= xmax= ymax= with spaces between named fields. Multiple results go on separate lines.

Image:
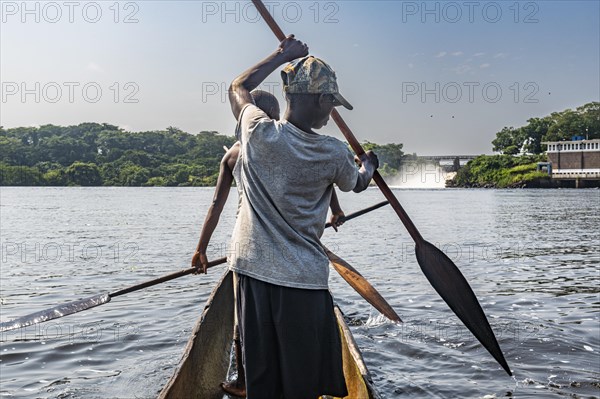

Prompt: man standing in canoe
xmin=228 ymin=35 xmax=378 ymax=398
xmin=191 ymin=89 xmax=347 ymax=397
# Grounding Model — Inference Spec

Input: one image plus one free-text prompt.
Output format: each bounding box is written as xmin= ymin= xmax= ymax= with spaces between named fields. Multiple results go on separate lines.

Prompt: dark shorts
xmin=236 ymin=274 xmax=348 ymax=399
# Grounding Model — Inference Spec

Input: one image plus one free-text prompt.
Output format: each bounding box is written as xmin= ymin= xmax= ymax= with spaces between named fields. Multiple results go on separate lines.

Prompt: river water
xmin=0 ymin=187 xmax=598 ymax=398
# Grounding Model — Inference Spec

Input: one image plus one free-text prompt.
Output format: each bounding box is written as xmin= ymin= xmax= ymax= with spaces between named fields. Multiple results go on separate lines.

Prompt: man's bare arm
xmin=229 ymin=35 xmax=308 ymax=120
xmin=328 ymin=188 xmax=345 ymax=232
xmin=192 ymin=148 xmax=237 ymax=273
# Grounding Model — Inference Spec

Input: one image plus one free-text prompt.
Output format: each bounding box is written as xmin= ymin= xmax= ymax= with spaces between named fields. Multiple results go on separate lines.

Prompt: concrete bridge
xmin=404 ymin=155 xmax=482 ymax=171
xmin=415 ymin=155 xmax=480 ymax=162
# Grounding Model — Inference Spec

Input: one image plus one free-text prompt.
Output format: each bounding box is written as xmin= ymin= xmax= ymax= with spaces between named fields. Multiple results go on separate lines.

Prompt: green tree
xmin=43 ymin=169 xmax=67 ymax=185
xmin=118 ymin=164 xmax=150 ymax=186
xmin=578 ymin=102 xmax=600 ymax=138
xmin=99 ymin=162 xmax=121 ymax=185
xmin=491 ymin=102 xmax=600 ymax=154
xmin=144 ymin=176 xmax=167 ymax=186
xmin=492 ymin=127 xmax=523 ymax=154
xmin=115 ymin=150 xmax=156 ymax=168
xmin=0 ymin=164 xmax=43 ymax=185
xmin=0 ymin=135 xmax=27 ymax=164
xmin=66 ymin=162 xmax=102 ymax=186
xmin=545 ymin=109 xmax=584 ymax=142
xmin=543 ymin=102 xmax=600 ymax=142
xmin=503 ymin=145 xmax=519 ymax=156
xmin=361 ymin=141 xmax=404 ymax=169
xmin=520 ymin=117 xmax=552 ymax=154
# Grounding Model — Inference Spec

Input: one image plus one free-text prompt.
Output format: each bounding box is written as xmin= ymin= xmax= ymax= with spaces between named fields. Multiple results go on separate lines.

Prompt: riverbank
xmin=446 ymin=154 xmax=600 ymax=188
xmin=446 ymin=154 xmax=551 ymax=188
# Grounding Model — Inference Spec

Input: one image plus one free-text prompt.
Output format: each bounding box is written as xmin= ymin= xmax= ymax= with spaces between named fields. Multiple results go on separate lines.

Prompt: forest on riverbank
xmin=0 ymin=123 xmax=404 ymax=186
xmin=3 ymin=102 xmax=596 ymax=188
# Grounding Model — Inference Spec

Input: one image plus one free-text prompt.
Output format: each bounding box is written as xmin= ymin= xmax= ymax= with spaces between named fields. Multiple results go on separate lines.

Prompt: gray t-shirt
xmin=228 ymin=104 xmax=359 ymax=289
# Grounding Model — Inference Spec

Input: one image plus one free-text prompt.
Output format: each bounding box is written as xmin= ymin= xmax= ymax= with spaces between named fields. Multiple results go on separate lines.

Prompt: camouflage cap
xmin=281 ymin=56 xmax=353 ymax=110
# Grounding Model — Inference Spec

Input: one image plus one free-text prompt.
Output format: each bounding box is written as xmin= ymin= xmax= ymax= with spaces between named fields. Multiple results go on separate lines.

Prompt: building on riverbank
xmin=542 ymin=138 xmax=600 ymax=188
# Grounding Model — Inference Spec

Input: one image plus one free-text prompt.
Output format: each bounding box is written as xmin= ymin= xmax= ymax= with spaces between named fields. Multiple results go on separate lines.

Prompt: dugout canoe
xmin=157 ymin=271 xmax=381 ymax=399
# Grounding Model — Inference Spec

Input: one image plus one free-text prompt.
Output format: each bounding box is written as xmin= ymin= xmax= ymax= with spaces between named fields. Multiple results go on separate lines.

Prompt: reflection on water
xmin=0 ymin=187 xmax=599 ymax=398
xmin=0 ymin=294 xmax=111 ymax=333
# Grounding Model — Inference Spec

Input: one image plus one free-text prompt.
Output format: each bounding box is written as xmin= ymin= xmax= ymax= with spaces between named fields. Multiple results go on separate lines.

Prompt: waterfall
xmin=386 ymin=161 xmax=455 ymax=188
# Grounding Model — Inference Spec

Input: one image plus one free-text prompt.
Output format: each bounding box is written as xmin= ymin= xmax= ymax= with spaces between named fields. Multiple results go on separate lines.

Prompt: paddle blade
xmin=415 ymin=240 xmax=511 ymax=376
xmin=326 ymin=249 xmax=402 ymax=323
xmin=0 ymin=293 xmax=110 ymax=332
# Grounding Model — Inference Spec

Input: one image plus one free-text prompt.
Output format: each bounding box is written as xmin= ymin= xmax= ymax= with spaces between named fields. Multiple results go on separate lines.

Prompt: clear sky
xmin=1 ymin=0 xmax=599 ymax=154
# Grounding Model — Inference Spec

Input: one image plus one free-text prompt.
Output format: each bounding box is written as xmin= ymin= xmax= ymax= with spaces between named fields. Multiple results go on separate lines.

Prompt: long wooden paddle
xmin=325 ymin=248 xmax=400 ymax=322
xmin=0 ymin=201 xmax=393 ymax=332
xmin=250 ymin=0 xmax=511 ymax=376
xmin=0 ymin=257 xmax=227 ymax=333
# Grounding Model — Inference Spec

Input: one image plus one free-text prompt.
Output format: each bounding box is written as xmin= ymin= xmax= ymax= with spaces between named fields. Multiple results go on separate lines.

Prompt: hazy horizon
xmin=1 ymin=1 xmax=599 ymax=155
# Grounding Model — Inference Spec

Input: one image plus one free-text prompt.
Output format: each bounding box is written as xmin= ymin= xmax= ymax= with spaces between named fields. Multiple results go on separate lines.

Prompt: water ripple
xmin=1 ymin=187 xmax=598 ymax=398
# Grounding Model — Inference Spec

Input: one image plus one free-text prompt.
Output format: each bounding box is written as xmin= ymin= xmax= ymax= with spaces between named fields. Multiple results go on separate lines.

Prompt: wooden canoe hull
xmin=158 ymin=271 xmax=379 ymax=399
xmin=158 ymin=271 xmax=235 ymax=399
